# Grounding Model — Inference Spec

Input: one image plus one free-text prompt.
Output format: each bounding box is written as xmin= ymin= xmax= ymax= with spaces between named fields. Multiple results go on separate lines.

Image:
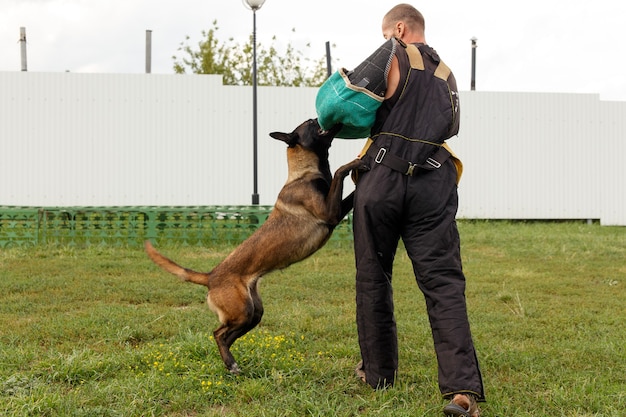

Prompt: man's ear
xmin=396 ymin=21 xmax=405 ymax=38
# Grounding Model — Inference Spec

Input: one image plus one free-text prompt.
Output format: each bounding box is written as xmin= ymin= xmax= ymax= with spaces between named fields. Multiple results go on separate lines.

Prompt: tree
xmin=172 ymin=21 xmax=329 ymax=87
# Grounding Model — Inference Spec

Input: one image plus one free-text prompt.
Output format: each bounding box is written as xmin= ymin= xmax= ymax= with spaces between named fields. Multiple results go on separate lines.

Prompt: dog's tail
xmin=144 ymin=240 xmax=210 ymax=287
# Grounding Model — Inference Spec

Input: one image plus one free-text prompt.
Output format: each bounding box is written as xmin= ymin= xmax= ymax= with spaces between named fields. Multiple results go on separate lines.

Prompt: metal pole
xmin=145 ymin=30 xmax=152 ymax=74
xmin=325 ymin=41 xmax=332 ymax=78
xmin=20 ymin=27 xmax=27 ymax=71
xmin=251 ymin=10 xmax=260 ymax=205
xmin=471 ymin=37 xmax=477 ymax=91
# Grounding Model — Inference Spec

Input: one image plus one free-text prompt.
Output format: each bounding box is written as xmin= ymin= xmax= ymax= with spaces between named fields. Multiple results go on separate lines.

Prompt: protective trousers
xmin=353 ymin=154 xmax=485 ymax=400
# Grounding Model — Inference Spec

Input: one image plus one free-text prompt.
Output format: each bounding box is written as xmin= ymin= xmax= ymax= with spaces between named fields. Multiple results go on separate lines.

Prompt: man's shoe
xmin=442 ymin=394 xmax=479 ymax=417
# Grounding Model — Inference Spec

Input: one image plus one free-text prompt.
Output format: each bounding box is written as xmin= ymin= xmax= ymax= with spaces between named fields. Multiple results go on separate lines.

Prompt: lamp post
xmin=243 ymin=0 xmax=266 ymax=205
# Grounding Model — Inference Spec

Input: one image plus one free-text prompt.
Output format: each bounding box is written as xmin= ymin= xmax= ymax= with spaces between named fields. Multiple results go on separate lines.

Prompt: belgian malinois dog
xmin=145 ymin=119 xmax=367 ymax=374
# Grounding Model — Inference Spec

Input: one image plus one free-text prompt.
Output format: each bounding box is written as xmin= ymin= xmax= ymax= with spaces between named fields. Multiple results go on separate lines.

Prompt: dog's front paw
xmin=350 ymin=160 xmax=370 ymax=184
xmin=355 ymin=159 xmax=370 ymax=172
xmin=338 ymin=158 xmax=368 ymax=177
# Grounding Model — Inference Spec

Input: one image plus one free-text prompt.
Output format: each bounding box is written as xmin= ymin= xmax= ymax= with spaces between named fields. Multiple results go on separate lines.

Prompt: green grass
xmin=0 ymin=221 xmax=624 ymax=416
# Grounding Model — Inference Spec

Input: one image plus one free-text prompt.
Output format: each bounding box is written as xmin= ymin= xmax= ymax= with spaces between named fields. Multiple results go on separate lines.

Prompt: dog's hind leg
xmin=213 ymin=316 xmax=263 ymax=374
xmin=213 ymin=324 xmax=243 ymax=374
xmin=212 ymin=283 xmax=264 ymax=374
xmin=221 ymin=282 xmax=264 ymax=352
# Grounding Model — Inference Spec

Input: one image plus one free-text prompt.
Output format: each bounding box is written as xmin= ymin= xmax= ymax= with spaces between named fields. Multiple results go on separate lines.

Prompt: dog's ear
xmin=270 ymin=131 xmax=298 ymax=146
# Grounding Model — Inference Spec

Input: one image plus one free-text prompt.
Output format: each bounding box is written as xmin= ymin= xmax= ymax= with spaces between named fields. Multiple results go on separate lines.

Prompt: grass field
xmin=0 ymin=221 xmax=624 ymax=416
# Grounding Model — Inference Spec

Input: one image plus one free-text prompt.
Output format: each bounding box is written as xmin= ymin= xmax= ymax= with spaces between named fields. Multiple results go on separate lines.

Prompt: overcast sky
xmin=1 ymin=0 xmax=625 ymax=101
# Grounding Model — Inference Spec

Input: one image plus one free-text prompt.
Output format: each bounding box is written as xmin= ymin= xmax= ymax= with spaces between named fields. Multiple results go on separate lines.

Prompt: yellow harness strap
xmin=434 ymin=60 xmax=451 ymax=81
xmin=405 ymin=44 xmax=425 ymax=70
xmin=442 ymin=142 xmax=463 ymax=184
xmin=357 ymin=138 xmax=374 ymax=158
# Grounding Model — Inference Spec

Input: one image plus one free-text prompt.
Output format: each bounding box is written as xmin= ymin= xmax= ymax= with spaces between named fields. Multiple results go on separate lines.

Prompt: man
xmin=317 ymin=4 xmax=485 ymax=417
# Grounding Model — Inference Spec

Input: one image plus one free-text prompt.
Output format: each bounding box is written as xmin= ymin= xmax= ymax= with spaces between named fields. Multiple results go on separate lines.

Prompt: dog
xmin=145 ymin=119 xmax=367 ymax=374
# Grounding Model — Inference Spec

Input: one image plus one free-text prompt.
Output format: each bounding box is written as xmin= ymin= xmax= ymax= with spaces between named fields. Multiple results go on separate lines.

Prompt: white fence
xmin=1 ymin=72 xmax=624 ymax=225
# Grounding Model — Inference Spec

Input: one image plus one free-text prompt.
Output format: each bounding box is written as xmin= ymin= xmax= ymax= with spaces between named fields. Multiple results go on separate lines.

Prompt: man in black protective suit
xmin=316 ymin=4 xmax=485 ymax=417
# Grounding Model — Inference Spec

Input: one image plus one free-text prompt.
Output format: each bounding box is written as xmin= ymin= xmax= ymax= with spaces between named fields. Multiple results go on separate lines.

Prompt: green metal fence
xmin=0 ymin=206 xmax=354 ymax=248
